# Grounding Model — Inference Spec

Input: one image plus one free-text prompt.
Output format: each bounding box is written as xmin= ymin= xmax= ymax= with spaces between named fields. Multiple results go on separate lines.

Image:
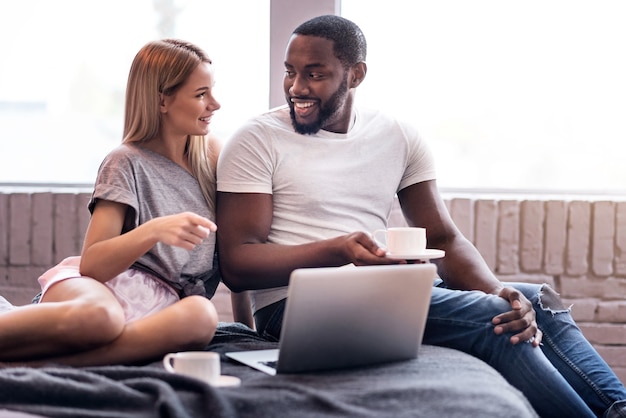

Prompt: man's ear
xmin=350 ymin=62 xmax=367 ymax=88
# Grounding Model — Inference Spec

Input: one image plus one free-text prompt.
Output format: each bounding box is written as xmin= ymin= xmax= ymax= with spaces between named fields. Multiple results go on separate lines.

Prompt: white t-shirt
xmin=217 ymin=105 xmax=437 ymax=311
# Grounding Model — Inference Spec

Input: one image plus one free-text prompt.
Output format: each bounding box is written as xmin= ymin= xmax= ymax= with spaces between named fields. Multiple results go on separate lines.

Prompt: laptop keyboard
xmin=260 ymin=360 xmax=278 ymax=369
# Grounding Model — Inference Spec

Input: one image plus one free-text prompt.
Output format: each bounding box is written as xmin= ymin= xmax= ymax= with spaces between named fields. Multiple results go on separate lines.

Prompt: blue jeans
xmin=255 ymin=282 xmax=626 ymax=417
xmin=426 ymin=282 xmax=626 ymax=418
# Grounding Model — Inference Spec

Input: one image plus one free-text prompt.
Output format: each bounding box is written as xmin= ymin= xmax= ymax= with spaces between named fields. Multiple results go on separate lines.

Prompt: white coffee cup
xmin=373 ymin=227 xmax=427 ymax=255
xmin=163 ymin=351 xmax=220 ymax=385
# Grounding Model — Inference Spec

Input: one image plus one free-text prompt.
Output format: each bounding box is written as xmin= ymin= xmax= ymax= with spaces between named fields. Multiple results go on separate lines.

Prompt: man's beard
xmin=289 ymin=77 xmax=349 ymax=135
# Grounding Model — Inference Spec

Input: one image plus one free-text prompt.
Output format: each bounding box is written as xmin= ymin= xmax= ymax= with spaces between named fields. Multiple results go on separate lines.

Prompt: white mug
xmin=373 ymin=227 xmax=427 ymax=255
xmin=163 ymin=351 xmax=220 ymax=385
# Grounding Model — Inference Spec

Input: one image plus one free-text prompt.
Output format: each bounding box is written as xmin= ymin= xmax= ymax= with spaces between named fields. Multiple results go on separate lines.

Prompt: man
xmin=216 ymin=14 xmax=626 ymax=417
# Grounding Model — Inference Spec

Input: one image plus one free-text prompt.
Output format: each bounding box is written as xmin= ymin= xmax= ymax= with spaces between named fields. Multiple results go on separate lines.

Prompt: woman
xmin=0 ymin=39 xmax=222 ymax=367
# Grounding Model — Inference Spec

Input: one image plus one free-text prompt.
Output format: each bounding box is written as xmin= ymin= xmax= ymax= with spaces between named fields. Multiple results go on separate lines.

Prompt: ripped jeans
xmin=254 ymin=282 xmax=626 ymax=417
xmin=426 ymin=282 xmax=626 ymax=418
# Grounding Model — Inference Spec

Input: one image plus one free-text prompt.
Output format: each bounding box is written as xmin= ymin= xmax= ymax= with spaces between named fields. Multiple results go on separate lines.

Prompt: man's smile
xmin=291 ymin=98 xmax=318 ymax=119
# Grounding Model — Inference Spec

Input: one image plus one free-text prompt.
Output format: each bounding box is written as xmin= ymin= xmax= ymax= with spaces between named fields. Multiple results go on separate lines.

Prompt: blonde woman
xmin=0 ymin=39 xmax=221 ymax=366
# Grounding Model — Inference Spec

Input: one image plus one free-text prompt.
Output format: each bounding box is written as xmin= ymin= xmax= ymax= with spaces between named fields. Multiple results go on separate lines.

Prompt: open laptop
xmin=225 ymin=263 xmax=436 ymax=375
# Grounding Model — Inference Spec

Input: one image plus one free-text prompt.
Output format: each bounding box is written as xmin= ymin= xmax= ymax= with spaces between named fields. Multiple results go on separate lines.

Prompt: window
xmin=4 ymin=0 xmax=624 ymax=193
xmin=0 ymin=0 xmax=269 ymax=184
xmin=341 ymin=0 xmax=626 ymax=192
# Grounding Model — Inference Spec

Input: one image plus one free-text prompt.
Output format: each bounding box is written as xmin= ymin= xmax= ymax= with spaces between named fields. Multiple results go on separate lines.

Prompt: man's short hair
xmin=293 ymin=15 xmax=367 ymax=68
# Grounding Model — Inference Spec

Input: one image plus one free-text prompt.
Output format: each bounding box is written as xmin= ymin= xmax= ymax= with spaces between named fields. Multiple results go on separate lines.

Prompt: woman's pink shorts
xmin=37 ymin=256 xmax=180 ymax=323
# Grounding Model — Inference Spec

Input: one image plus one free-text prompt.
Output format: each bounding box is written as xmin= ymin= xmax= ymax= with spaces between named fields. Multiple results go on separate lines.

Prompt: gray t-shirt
xmin=88 ymin=144 xmax=218 ymax=298
xmin=217 ymin=105 xmax=437 ymax=311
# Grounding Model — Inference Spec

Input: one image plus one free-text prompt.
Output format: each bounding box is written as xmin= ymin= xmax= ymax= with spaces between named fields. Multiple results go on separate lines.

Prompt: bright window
xmin=341 ymin=0 xmax=626 ymax=192
xmin=4 ymin=1 xmax=625 ymax=193
xmin=0 ymin=0 xmax=269 ymax=184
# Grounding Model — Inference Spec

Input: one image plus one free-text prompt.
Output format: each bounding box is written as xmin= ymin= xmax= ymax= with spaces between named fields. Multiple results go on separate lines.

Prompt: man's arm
xmin=397 ymin=180 xmax=503 ymax=294
xmin=398 ymin=180 xmax=541 ymax=345
xmin=216 ymin=191 xmax=393 ymax=293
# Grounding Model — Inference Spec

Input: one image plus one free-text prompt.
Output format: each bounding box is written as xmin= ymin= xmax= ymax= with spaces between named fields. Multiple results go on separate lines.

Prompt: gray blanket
xmin=0 ymin=323 xmax=538 ymax=418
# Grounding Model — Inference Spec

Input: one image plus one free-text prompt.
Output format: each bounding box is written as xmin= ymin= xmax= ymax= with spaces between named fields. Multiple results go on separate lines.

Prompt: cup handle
xmin=163 ymin=353 xmax=176 ymax=373
xmin=373 ymin=229 xmax=387 ymax=248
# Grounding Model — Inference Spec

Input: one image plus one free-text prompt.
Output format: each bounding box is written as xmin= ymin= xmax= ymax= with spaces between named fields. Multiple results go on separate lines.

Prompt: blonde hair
xmin=123 ymin=39 xmax=216 ymax=212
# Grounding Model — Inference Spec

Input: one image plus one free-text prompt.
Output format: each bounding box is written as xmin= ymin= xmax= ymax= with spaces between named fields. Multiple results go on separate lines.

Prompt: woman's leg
xmin=0 ymin=277 xmax=125 ymax=361
xmin=31 ymin=295 xmax=218 ymax=367
xmin=512 ymin=283 xmax=626 ymax=417
xmin=424 ymin=285 xmax=596 ymax=418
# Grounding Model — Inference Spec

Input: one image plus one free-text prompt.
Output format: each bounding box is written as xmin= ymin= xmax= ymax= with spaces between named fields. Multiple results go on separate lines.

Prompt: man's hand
xmin=492 ymin=287 xmax=542 ymax=347
xmin=334 ymin=232 xmax=401 ymax=266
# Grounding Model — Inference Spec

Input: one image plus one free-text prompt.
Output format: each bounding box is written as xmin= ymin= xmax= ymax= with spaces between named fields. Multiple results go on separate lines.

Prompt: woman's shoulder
xmin=96 ymin=144 xmax=149 ymax=179
xmin=101 ymin=143 xmax=165 ymax=169
xmin=104 ymin=143 xmax=140 ymax=159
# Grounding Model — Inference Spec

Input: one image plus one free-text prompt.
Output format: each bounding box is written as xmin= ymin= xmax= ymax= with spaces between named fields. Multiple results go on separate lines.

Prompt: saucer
xmin=385 ymin=249 xmax=445 ymax=260
xmin=211 ymin=375 xmax=242 ymax=387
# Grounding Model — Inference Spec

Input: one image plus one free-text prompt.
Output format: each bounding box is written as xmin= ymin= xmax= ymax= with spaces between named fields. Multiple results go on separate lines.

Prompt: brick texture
xmin=616 ymin=202 xmax=626 ymax=275
xmin=567 ymin=201 xmax=591 ymax=276
xmin=520 ymin=200 xmax=544 ymax=272
xmin=474 ymin=199 xmax=498 ymax=270
xmin=497 ymin=200 xmax=520 ymax=275
xmin=2 ymin=188 xmax=626 ymax=384
xmin=545 ymin=200 xmax=567 ymax=275
xmin=593 ymin=201 xmax=615 ymax=276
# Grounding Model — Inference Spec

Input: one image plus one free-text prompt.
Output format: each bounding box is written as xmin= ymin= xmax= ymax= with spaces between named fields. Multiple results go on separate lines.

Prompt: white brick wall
xmin=390 ymin=192 xmax=626 ymax=384
xmin=2 ymin=188 xmax=626 ymax=383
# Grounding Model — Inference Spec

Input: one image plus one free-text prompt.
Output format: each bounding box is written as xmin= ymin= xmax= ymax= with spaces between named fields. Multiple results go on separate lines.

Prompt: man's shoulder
xmin=356 ymin=106 xmax=403 ymax=124
xmin=250 ymin=105 xmax=290 ymax=125
xmin=234 ymin=105 xmax=292 ymax=137
xmin=356 ymin=107 xmax=415 ymax=130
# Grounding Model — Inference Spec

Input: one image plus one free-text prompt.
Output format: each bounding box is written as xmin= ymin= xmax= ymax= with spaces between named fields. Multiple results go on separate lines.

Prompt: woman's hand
xmin=147 ymin=212 xmax=217 ymax=250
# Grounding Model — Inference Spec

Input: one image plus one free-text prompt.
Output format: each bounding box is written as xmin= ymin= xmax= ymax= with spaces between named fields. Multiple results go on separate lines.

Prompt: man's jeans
xmin=426 ymin=282 xmax=626 ymax=418
xmin=255 ymin=282 xmax=626 ymax=417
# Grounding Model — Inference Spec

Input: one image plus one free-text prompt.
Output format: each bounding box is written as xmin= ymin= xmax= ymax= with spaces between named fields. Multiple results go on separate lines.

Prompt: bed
xmin=0 ymin=322 xmax=538 ymax=418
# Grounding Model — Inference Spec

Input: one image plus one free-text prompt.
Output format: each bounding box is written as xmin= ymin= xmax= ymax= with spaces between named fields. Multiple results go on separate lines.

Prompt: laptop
xmin=225 ymin=263 xmax=436 ymax=375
